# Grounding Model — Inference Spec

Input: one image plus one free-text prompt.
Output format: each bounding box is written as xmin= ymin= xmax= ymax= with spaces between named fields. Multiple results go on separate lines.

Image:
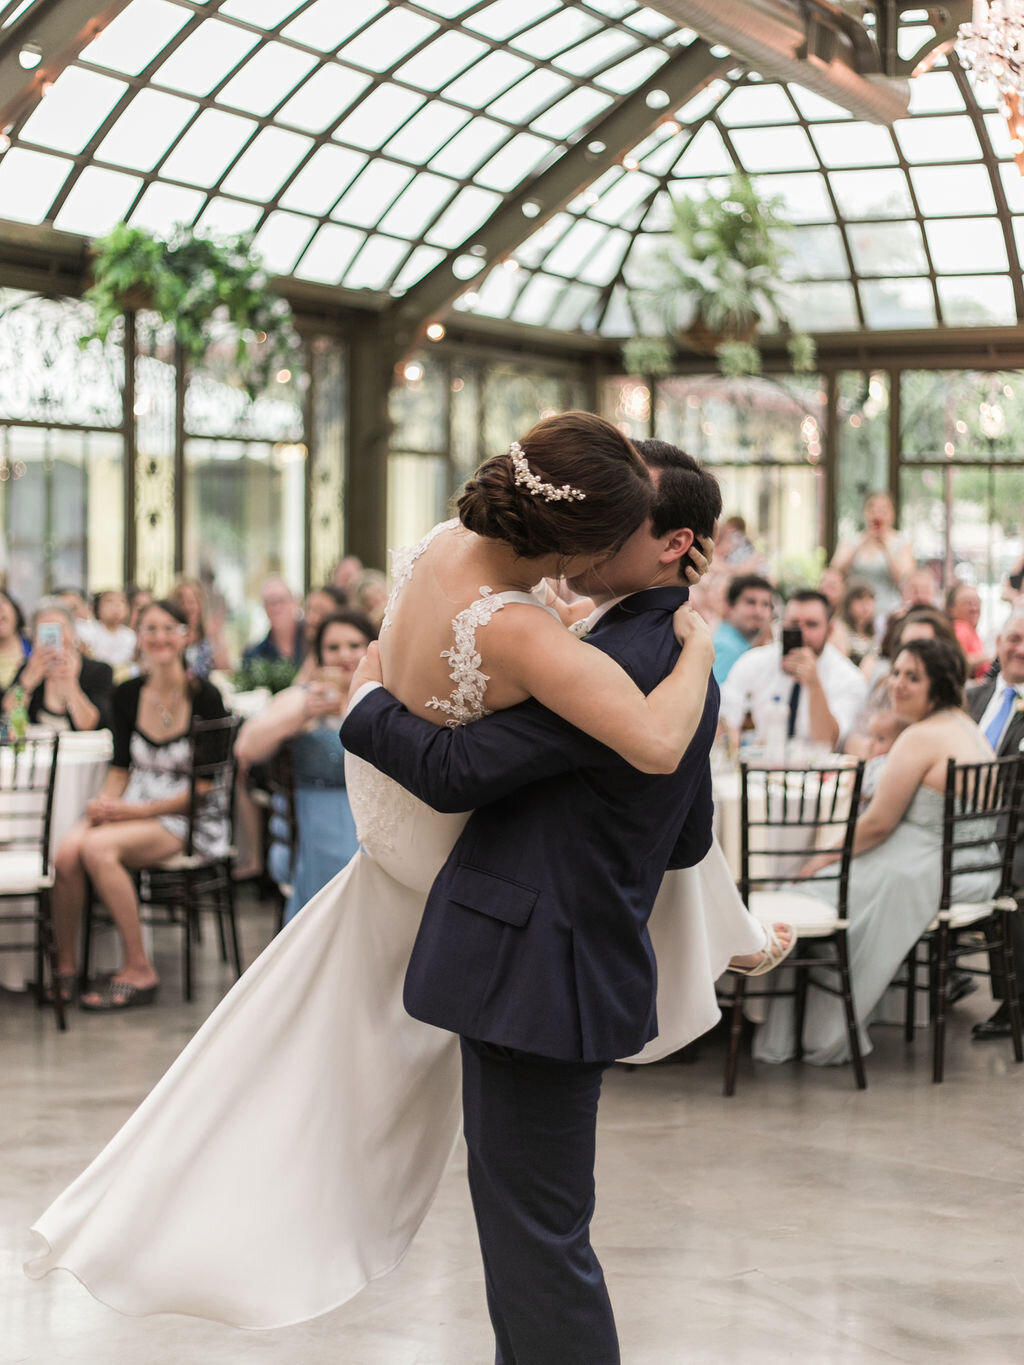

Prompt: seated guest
xmin=51 ymin=599 xmax=229 ymax=1010
xmin=352 ymin=570 xmax=389 ymax=631
xmin=837 ymin=580 xmax=878 ymax=668
xmin=947 ymin=581 xmax=992 ymax=680
xmin=171 ymin=577 xmax=232 ymax=680
xmin=242 ymin=576 xmax=304 ymax=671
xmin=720 ymin=589 xmax=867 ymax=751
xmin=967 ymin=609 xmax=1024 ymax=1040
xmin=295 ymin=584 xmax=349 ymax=682
xmin=331 ymin=554 xmax=363 ymax=593
xmin=82 ymin=589 xmax=136 ymax=673
xmin=54 ymin=586 xmax=96 ymax=647
xmin=901 ymin=564 xmax=940 ymax=611
xmin=8 ymin=599 xmax=113 ymax=731
xmin=754 ymin=638 xmax=998 ymax=1067
xmin=126 ymin=585 xmax=153 ymax=631
xmin=236 ymin=610 xmax=375 ymax=926
xmin=0 ymin=588 xmax=30 ymax=702
xmin=712 ymin=574 xmax=774 ymax=684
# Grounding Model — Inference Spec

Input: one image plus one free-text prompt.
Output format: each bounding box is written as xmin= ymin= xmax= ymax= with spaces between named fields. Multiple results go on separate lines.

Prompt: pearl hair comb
xmin=509 ymin=442 xmax=586 ymax=503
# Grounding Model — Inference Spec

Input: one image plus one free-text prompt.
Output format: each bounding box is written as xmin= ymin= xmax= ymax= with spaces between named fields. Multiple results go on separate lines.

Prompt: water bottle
xmin=762 ymin=693 xmax=788 ymax=765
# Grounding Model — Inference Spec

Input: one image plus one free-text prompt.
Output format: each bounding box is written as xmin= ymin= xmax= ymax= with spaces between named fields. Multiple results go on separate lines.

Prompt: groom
xmin=341 ymin=440 xmax=721 ymax=1365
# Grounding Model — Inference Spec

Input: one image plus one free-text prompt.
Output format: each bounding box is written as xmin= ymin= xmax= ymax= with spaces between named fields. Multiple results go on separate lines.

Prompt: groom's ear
xmin=659 ymin=527 xmax=694 ymax=566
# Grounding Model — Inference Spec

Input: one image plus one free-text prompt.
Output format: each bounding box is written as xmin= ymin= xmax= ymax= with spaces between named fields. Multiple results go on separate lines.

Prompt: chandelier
xmin=957 ymin=1 xmax=1024 ymax=168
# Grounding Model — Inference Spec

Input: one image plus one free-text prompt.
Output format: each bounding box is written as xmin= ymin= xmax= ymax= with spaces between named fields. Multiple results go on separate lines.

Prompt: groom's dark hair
xmin=633 ymin=439 xmax=722 ymax=581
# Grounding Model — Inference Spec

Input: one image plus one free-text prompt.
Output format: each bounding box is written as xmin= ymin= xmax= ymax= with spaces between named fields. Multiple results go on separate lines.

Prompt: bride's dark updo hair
xmin=457 ymin=411 xmax=651 ymax=558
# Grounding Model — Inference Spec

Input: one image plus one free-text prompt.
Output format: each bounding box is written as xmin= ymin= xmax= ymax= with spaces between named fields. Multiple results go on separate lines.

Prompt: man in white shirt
xmin=967 ymin=609 xmax=1024 ymax=1039
xmin=720 ymin=588 xmax=867 ymax=750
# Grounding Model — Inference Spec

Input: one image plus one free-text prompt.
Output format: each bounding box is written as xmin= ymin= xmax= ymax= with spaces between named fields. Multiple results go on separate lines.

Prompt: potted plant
xmin=623 ymin=172 xmax=815 ymax=379
xmin=82 ymin=222 xmax=302 ymax=397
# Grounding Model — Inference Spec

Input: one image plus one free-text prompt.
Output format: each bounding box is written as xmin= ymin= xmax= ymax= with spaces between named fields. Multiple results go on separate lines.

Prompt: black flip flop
xmin=80 ymin=981 xmax=158 ymax=1012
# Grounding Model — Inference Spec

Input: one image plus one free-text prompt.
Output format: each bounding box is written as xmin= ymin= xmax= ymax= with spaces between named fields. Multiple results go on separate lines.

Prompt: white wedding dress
xmin=25 ymin=528 xmax=764 ymax=1329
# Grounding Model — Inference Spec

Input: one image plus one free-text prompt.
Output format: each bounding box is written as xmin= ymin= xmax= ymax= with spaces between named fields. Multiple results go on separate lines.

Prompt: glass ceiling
xmin=0 ymin=0 xmax=1021 ymax=336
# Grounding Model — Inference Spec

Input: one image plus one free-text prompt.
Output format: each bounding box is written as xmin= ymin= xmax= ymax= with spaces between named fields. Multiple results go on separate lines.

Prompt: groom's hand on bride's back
xmin=348 ymin=641 xmax=383 ymax=703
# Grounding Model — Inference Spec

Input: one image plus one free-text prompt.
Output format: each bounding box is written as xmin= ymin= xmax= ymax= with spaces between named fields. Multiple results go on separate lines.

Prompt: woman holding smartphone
xmin=7 ymin=598 xmax=113 ymax=732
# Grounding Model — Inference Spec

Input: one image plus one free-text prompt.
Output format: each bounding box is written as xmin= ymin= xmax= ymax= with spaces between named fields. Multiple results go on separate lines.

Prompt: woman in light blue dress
xmin=236 ymin=609 xmax=377 ymax=925
xmin=755 ymin=637 xmax=999 ymax=1067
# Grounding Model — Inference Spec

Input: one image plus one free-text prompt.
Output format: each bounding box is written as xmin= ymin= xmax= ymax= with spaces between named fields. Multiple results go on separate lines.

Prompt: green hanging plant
xmin=624 ymin=172 xmax=816 ymax=379
xmin=82 ymin=222 xmax=303 ymax=397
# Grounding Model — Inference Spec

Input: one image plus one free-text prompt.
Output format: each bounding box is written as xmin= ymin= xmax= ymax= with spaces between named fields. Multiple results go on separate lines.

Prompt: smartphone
xmin=781 ymin=626 xmax=803 ymax=655
xmin=37 ymin=621 xmax=63 ymax=656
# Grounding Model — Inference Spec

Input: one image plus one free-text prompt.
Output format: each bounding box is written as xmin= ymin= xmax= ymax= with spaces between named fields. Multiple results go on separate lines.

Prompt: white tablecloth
xmin=0 ymin=730 xmax=112 ymax=990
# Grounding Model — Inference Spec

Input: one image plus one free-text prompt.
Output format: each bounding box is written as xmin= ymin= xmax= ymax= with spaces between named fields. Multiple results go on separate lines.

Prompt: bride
xmin=26 ymin=411 xmax=770 ymax=1329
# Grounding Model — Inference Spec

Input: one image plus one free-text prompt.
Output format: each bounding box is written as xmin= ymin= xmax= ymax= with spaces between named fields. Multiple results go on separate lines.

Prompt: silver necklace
xmin=147 ymin=688 xmax=178 ymax=730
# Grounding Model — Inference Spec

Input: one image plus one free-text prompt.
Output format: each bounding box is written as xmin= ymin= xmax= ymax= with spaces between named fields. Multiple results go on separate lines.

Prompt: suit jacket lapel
xmin=999 ymin=707 xmax=1024 ymax=756
xmin=968 ymin=679 xmax=996 ymax=725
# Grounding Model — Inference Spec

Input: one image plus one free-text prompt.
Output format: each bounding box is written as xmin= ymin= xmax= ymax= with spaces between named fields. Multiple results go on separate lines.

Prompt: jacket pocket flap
xmin=449 ymin=865 xmax=538 ymax=927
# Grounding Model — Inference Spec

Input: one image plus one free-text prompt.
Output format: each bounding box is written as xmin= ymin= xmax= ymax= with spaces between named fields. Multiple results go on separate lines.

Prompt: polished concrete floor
xmin=4 ymin=900 xmax=1024 ymax=1365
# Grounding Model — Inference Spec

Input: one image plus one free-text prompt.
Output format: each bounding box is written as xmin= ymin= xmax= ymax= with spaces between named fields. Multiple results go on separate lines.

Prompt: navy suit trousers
xmin=459 ymin=1038 xmax=619 ymax=1365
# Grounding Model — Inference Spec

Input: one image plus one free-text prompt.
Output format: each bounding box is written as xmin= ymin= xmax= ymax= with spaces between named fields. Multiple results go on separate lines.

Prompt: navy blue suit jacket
xmin=340 ymin=586 xmax=719 ymax=1062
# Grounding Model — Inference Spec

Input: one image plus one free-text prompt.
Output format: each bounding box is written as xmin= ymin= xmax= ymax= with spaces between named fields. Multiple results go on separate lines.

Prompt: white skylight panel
xmin=154 ymin=20 xmax=259 ymax=97
xmin=985 ymin=113 xmax=1017 ymax=159
xmin=639 ymin=188 xmax=673 ymax=230
xmin=378 ymin=171 xmax=458 ymax=238
xmin=671 ymin=122 xmax=732 ymax=176
xmin=860 ymin=278 xmax=935 ymax=328
xmin=195 ymin=196 xmax=263 ymax=237
xmin=415 ymin=0 xmax=480 ymax=15
xmin=0 ymin=148 xmax=72 ymax=224
xmin=752 ymin=172 xmax=834 ymax=222
xmin=589 ymin=168 xmax=657 ymax=223
xmin=344 ymin=234 xmax=409 ymax=289
xmin=829 ymin=168 xmax=914 ymax=219
xmin=778 ymin=223 xmax=847 ymax=279
xmin=475 ymin=132 xmax=555 ymax=191
xmin=511 ymin=9 xmax=602 ymax=59
xmin=730 ymin=125 xmax=818 ymax=171
xmin=160 ymin=108 xmax=257 ymax=187
xmin=276 ymin=66 xmax=371 ymax=133
xmin=719 ymin=85 xmax=795 ymax=126
xmin=343 ymin=10 xmax=438 ymax=73
xmin=282 ymin=0 xmax=385 ymax=52
xmin=575 ymin=225 xmax=632 ymax=285
xmin=937 ymin=275 xmax=1016 ymax=324
xmin=424 ymin=185 xmax=503 ymax=247
xmin=639 ymin=130 xmax=687 ymax=177
xmin=217 ymin=42 xmax=317 ymax=116
xmin=926 ymin=217 xmax=1007 ymax=273
xmin=625 ymin=9 xmax=675 ymax=36
xmin=532 ymin=87 xmax=614 ymax=139
xmin=95 ymin=89 xmax=196 ymax=171
xmin=775 ymin=280 xmax=859 ymax=330
xmin=543 ymin=217 xmax=609 ymax=276
xmin=252 ymin=210 xmax=317 ymax=273
xmin=465 ymin=0 xmax=559 ymax=43
xmin=549 ymin=281 xmax=600 ymax=330
xmin=847 ymin=221 xmax=928 ymax=276
xmin=910 ymin=163 xmax=995 ymax=215
xmin=594 ymin=47 xmax=667 ymax=93
xmin=600 ymin=282 xmax=634 ymax=334
xmin=279 ymin=144 xmax=366 ymax=215
xmin=390 ymin=244 xmax=446 ymax=290
xmin=220 ymin=0 xmax=306 ymax=27
xmin=553 ymin=28 xmax=638 ymax=77
xmin=908 ymin=70 xmax=964 ymax=115
xmin=622 ymin=231 xmax=672 ymax=287
xmin=507 ymin=211 xmax=568 ymax=267
xmin=811 ymin=122 xmax=897 ymax=168
xmin=675 ymin=80 xmax=729 ymax=123
xmin=385 ymin=103 xmax=471 ymax=165
xmin=129 ymin=181 xmax=206 ymax=233
xmin=512 ymin=271 xmax=565 ymax=324
xmin=293 ymin=222 xmax=366 ymax=284
xmin=1001 ymin=162 xmax=1024 ymax=212
xmin=19 ymin=68 xmax=128 ymax=156
xmin=79 ymin=0 xmax=190 ymax=77
xmin=895 ymin=115 xmax=981 ymax=163
xmin=396 ymin=31 xmax=489 ymax=91
xmin=787 ymin=85 xmax=852 ymax=121
xmin=1012 ymin=217 xmax=1024 ymax=257
xmin=465 ymin=262 xmax=521 ymax=315
xmin=444 ymin=51 xmax=532 ymax=109
xmin=585 ymin=0 xmax=638 ymax=18
xmin=220 ymin=126 xmax=313 ymax=201
xmin=331 ymin=160 xmax=416 ymax=228
xmin=53 ymin=165 xmax=142 ymax=236
xmin=333 ymin=85 xmax=426 ymax=150
xmin=488 ymin=71 xmax=572 ymax=124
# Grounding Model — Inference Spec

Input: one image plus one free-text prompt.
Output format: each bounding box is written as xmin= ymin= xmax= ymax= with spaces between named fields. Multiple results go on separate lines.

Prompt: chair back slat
xmin=183 ymin=716 xmax=240 ymax=859
xmin=0 ymin=734 xmax=60 ymax=877
xmin=739 ymin=758 xmax=865 ymax=910
xmin=938 ymin=754 xmax=1024 ymax=911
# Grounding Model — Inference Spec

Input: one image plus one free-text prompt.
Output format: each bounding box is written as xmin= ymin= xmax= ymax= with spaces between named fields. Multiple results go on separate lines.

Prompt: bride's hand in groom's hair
xmin=681 ymin=529 xmax=716 ymax=585
xmin=671 ymin=603 xmax=714 ymax=670
xmin=348 ymin=641 xmax=383 ymax=703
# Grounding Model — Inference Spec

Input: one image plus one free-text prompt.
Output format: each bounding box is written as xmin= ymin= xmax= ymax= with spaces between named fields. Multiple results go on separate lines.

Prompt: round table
xmin=0 ymin=729 xmax=112 ymax=991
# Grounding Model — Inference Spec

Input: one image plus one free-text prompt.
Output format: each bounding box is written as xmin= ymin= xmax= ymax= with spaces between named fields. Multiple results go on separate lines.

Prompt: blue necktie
xmin=985 ymin=685 xmax=1017 ymax=750
xmin=787 ymin=681 xmax=801 ymax=739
